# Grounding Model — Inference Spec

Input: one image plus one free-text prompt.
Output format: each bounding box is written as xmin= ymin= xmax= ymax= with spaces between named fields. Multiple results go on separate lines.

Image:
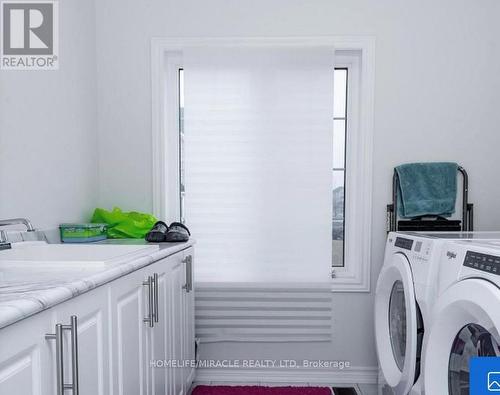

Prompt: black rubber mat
xmin=333 ymin=388 xmax=357 ymax=395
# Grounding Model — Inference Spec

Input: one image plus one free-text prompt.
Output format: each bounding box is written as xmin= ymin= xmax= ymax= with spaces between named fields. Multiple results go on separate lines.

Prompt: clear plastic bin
xmin=59 ymin=223 xmax=108 ymax=243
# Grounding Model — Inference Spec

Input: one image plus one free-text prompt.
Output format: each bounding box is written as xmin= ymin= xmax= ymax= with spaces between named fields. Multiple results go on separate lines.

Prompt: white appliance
xmin=424 ymin=239 xmax=500 ymax=394
xmin=375 ymin=232 xmax=500 ymax=395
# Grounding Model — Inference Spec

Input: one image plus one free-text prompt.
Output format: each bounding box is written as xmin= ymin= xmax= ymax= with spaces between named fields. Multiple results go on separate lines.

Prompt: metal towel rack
xmin=387 ymin=165 xmax=474 ymax=232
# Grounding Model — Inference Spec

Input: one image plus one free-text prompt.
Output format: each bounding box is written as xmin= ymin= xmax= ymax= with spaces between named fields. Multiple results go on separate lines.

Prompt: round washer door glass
xmin=449 ymin=323 xmax=500 ymax=395
xmin=389 ymin=280 xmax=406 ymax=371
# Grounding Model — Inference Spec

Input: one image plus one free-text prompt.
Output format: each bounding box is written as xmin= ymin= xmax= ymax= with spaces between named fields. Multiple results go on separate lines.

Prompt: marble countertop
xmin=0 ymin=239 xmax=195 ymax=329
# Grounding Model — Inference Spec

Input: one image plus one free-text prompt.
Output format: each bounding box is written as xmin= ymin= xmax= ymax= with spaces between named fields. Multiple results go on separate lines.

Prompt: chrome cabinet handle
xmin=46 ymin=324 xmax=64 ymax=395
xmin=46 ymin=316 xmax=79 ymax=395
xmin=152 ymin=273 xmax=159 ymax=323
xmin=182 ymin=256 xmax=193 ymax=293
xmin=66 ymin=316 xmax=79 ymax=395
xmin=143 ymin=276 xmax=154 ymax=327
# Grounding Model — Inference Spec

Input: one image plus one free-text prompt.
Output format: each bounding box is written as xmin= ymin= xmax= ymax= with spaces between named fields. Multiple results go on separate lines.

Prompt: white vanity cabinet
xmin=52 ymin=284 xmax=110 ymax=395
xmin=181 ymin=248 xmax=195 ymax=390
xmin=149 ymin=259 xmax=169 ymax=395
xmin=169 ymin=254 xmax=186 ymax=395
xmin=109 ymin=267 xmax=149 ymax=395
xmin=0 ymin=247 xmax=195 ymax=395
xmin=0 ymin=309 xmax=54 ymax=395
xmin=0 ymin=285 xmax=110 ymax=395
xmin=147 ymin=247 xmax=194 ymax=395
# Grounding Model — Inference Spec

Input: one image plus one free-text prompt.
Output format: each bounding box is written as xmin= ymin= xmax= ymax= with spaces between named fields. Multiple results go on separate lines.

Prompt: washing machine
xmin=375 ymin=232 xmax=500 ymax=395
xmin=424 ymin=239 xmax=500 ymax=394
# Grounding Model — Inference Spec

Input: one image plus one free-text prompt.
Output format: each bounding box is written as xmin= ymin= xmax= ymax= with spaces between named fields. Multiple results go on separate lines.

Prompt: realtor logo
xmin=1 ymin=1 xmax=58 ymax=69
xmin=489 ymin=372 xmax=500 ymax=392
xmin=471 ymin=357 xmax=500 ymax=394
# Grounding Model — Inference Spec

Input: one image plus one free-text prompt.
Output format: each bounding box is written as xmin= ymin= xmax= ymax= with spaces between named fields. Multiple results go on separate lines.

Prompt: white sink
xmin=0 ymin=242 xmax=159 ymax=268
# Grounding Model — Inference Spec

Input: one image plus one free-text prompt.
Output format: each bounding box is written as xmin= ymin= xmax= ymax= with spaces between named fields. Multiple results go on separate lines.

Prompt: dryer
xmin=376 ymin=232 xmax=442 ymax=395
xmin=424 ymin=239 xmax=500 ymax=394
xmin=375 ymin=232 xmax=500 ymax=395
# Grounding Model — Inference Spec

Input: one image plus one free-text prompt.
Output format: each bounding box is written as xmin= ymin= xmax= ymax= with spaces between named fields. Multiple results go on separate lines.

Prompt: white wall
xmin=0 ymin=0 xmax=98 ymax=229
xmin=95 ymin=0 xmax=500 ymax=371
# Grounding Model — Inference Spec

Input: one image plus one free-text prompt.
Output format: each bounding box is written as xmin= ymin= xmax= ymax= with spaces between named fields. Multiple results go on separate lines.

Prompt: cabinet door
xmin=182 ymin=248 xmax=195 ymax=389
xmin=109 ymin=268 xmax=150 ymax=395
xmin=148 ymin=260 xmax=168 ymax=395
xmin=148 ymin=255 xmax=186 ymax=395
xmin=0 ymin=311 xmax=53 ymax=395
xmin=169 ymin=257 xmax=185 ymax=395
xmin=54 ymin=284 xmax=109 ymax=395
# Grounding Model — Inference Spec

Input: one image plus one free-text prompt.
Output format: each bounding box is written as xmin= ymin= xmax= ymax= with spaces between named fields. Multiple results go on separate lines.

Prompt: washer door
xmin=375 ymin=253 xmax=418 ymax=395
xmin=424 ymin=279 xmax=500 ymax=395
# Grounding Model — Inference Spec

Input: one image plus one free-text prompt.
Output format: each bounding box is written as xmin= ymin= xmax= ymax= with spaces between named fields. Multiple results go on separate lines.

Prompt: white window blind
xmin=184 ymin=47 xmax=334 ymax=283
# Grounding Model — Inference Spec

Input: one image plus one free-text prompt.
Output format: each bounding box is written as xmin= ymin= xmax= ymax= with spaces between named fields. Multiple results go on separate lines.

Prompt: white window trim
xmin=151 ymin=37 xmax=375 ymax=292
xmin=330 ymin=50 xmax=374 ymax=292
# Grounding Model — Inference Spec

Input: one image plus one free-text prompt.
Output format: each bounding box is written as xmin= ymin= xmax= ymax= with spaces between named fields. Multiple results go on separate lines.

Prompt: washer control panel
xmin=395 ymin=237 xmax=413 ymax=250
xmin=394 ymin=237 xmax=431 ymax=262
xmin=463 ymin=251 xmax=500 ymax=275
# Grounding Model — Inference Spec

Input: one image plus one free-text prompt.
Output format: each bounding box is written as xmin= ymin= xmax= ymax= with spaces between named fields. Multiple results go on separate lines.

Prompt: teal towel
xmin=396 ymin=162 xmax=458 ymax=218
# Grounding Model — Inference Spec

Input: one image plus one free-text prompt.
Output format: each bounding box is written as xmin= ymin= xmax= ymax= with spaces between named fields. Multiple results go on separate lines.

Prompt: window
xmin=176 ymin=48 xmax=334 ymax=283
xmin=332 ymin=68 xmax=348 ymax=267
xmin=179 ymin=68 xmax=185 ymax=223
xmin=328 ymin=48 xmax=375 ymax=292
xmin=179 ymin=68 xmax=350 ymax=268
xmin=152 ymin=38 xmax=374 ymax=291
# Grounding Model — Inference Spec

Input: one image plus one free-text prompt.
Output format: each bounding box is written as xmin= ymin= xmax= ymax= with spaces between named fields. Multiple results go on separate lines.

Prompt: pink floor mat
xmin=191 ymin=386 xmax=333 ymax=395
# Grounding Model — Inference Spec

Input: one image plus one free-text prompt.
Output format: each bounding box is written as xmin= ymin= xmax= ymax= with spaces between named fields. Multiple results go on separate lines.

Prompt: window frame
xmin=332 ymin=66 xmax=348 ymax=268
xmin=178 ymin=68 xmax=185 ymax=224
xmin=151 ymin=37 xmax=375 ymax=292
xmin=156 ymin=51 xmax=183 ymax=224
xmin=330 ymin=50 xmax=373 ymax=291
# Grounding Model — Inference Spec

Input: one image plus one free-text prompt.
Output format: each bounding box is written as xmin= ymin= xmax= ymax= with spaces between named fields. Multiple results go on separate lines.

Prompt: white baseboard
xmin=194 ymin=366 xmax=378 ymax=386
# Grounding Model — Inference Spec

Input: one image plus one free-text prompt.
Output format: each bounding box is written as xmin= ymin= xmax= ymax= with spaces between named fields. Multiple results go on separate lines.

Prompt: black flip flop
xmin=165 ymin=222 xmax=191 ymax=242
xmin=145 ymin=221 xmax=169 ymax=242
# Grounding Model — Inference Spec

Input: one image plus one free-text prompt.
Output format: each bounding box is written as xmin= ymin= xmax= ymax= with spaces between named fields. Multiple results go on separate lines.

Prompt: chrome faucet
xmin=0 ymin=218 xmax=35 ymax=243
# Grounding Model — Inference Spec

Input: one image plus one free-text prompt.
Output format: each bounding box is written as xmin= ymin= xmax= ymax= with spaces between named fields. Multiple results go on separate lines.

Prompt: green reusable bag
xmin=91 ymin=207 xmax=158 ymax=239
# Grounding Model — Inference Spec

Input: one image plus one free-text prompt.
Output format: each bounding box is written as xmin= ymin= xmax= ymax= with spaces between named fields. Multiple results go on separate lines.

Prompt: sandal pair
xmin=145 ymin=221 xmax=191 ymax=243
